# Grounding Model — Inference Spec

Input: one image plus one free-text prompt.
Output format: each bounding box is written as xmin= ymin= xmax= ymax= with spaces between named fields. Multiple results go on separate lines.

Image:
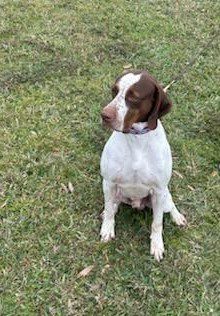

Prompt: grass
xmin=0 ymin=0 xmax=219 ymax=315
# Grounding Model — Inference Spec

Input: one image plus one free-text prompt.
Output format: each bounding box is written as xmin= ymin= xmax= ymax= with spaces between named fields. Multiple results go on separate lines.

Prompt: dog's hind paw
xmin=171 ymin=208 xmax=187 ymax=226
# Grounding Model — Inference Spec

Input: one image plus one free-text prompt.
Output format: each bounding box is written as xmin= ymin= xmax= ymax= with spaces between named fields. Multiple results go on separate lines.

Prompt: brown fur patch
xmin=123 ymin=71 xmax=172 ymax=131
xmin=123 ymin=108 xmax=140 ymax=132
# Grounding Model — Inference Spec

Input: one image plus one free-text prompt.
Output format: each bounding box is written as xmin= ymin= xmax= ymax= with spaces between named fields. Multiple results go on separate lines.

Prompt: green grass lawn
xmin=0 ymin=0 xmax=219 ymax=315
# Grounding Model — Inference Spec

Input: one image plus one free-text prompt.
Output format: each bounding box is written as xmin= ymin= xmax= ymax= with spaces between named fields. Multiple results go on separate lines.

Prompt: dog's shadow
xmin=101 ymin=204 xmax=181 ymax=244
xmin=114 ymin=204 xmax=153 ymax=242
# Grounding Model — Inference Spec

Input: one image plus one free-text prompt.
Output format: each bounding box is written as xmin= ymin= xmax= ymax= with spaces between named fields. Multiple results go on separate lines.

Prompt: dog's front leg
xmin=150 ymin=190 xmax=166 ymax=261
xmin=100 ymin=180 xmax=119 ymax=242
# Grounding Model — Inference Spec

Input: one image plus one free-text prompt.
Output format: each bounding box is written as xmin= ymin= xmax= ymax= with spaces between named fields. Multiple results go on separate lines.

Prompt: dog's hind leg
xmin=162 ymin=187 xmax=187 ymax=226
xmin=164 ymin=188 xmax=187 ymax=226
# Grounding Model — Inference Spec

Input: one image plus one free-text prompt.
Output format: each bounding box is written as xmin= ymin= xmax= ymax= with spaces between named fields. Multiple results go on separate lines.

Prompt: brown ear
xmin=147 ymin=83 xmax=172 ymax=130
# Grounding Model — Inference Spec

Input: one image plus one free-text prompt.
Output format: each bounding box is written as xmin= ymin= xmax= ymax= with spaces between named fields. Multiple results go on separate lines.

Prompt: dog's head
xmin=101 ymin=70 xmax=172 ymax=133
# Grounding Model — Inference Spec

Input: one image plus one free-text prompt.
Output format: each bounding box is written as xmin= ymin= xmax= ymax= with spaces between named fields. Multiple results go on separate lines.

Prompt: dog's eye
xmin=126 ymin=90 xmax=141 ymax=106
xmin=111 ymin=85 xmax=119 ymax=98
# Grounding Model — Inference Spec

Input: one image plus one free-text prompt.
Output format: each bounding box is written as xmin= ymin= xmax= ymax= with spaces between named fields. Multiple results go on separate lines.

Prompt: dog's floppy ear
xmin=147 ymin=83 xmax=172 ymax=130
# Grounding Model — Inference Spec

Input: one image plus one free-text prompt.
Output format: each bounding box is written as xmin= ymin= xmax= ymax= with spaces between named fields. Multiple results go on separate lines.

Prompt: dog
xmin=100 ymin=70 xmax=187 ymax=261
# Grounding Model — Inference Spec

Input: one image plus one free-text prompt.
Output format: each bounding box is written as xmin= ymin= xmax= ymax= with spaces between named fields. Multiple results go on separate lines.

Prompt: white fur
xmin=108 ymin=73 xmax=141 ymax=130
xmin=100 ymin=90 xmax=187 ymax=261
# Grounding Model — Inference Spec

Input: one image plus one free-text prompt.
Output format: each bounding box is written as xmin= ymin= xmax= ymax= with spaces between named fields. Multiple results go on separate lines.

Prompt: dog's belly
xmin=116 ymin=183 xmax=152 ymax=209
xmin=118 ymin=183 xmax=149 ymax=198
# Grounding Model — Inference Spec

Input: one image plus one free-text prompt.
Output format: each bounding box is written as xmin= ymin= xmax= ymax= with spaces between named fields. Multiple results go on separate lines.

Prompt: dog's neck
xmin=113 ymin=121 xmax=161 ymax=151
xmin=129 ymin=122 xmax=150 ymax=135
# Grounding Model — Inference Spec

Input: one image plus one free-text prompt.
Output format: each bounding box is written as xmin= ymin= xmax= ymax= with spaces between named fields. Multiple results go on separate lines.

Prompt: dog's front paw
xmin=100 ymin=220 xmax=115 ymax=242
xmin=150 ymin=234 xmax=164 ymax=262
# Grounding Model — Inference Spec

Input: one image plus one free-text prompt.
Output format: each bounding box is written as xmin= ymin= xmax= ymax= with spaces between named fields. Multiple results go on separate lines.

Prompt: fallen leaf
xmin=101 ymin=264 xmax=110 ymax=274
xmin=68 ymin=181 xmax=74 ymax=193
xmin=53 ymin=245 xmax=60 ymax=253
xmin=30 ymin=130 xmax=37 ymax=136
xmin=211 ymin=170 xmax=218 ymax=177
xmin=173 ymin=170 xmax=184 ymax=179
xmin=187 ymin=185 xmax=195 ymax=191
xmin=77 ymin=265 xmax=94 ymax=278
xmin=90 ymin=284 xmax=100 ymax=291
xmin=61 ymin=183 xmax=68 ymax=193
xmin=123 ymin=64 xmax=132 ymax=69
xmin=0 ymin=201 xmax=7 ymax=209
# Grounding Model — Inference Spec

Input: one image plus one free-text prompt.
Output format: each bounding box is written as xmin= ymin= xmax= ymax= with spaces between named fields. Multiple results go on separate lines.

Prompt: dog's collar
xmin=128 ymin=126 xmax=151 ymax=135
xmin=113 ymin=126 xmax=151 ymax=135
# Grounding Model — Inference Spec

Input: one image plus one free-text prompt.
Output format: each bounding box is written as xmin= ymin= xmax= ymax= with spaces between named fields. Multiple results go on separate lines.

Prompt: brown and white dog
xmin=100 ymin=70 xmax=187 ymax=261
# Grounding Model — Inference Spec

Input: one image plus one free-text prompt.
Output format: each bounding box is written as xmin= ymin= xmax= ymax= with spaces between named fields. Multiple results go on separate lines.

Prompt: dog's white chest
xmin=124 ymin=151 xmax=151 ymax=184
xmin=100 ymin=121 xmax=172 ymax=199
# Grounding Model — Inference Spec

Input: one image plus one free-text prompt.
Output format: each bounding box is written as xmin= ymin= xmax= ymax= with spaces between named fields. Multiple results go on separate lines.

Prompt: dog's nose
xmin=101 ymin=105 xmax=116 ymax=124
xmin=101 ymin=111 xmax=112 ymax=122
